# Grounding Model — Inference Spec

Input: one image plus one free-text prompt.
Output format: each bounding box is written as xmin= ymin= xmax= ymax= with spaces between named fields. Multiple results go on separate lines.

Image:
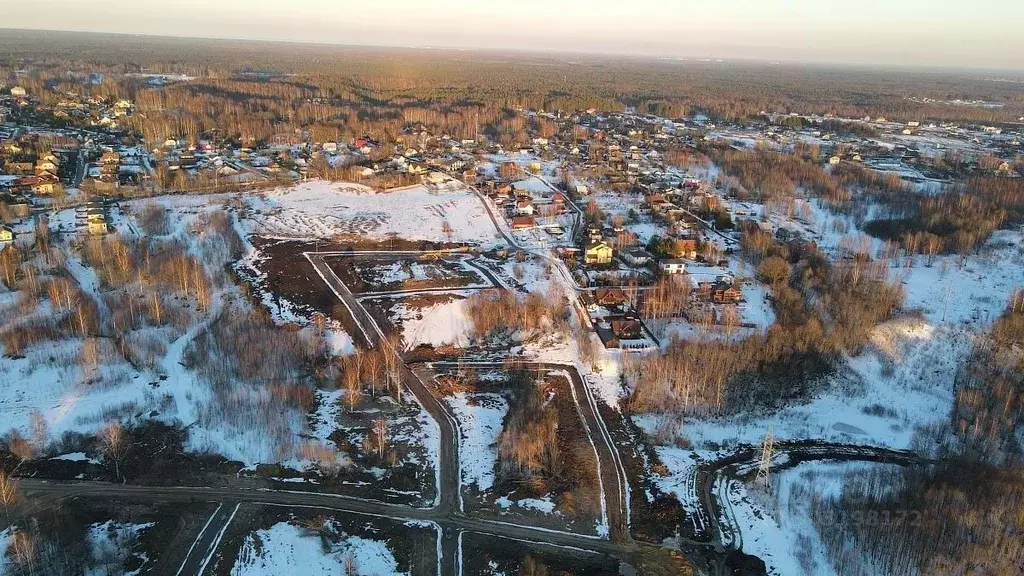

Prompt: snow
xmin=638 ymin=228 xmax=1024 ymax=454
xmin=643 ymin=315 xmax=968 ymax=452
xmin=719 ymin=461 xmax=901 ymax=576
xmin=624 ymin=222 xmax=664 ymax=244
xmin=0 ymin=527 xmax=12 ymax=574
xmin=496 ymin=495 xmax=557 ymax=513
xmin=230 ymin=521 xmax=406 ymax=576
xmin=512 ymin=176 xmax=554 ymax=196
xmin=0 ymin=338 xmax=153 ymax=438
xmin=50 ymin=452 xmax=101 ymax=464
xmin=0 ymin=191 xmax=364 ymax=468
xmin=446 ymin=392 xmax=508 ymax=492
xmin=740 ymin=282 xmax=775 ymax=328
xmin=242 ymin=180 xmax=501 ymax=245
xmin=391 ymin=390 xmax=441 ymax=506
xmin=309 ymin=390 xmax=344 ymax=442
xmin=896 ymin=229 xmax=1023 ymax=325
xmin=642 ymin=443 xmax=714 ymax=537
xmin=373 ymin=262 xmax=411 ymax=284
xmin=326 ymin=329 xmax=355 ymax=356
xmin=85 ymin=520 xmax=154 ymax=576
xmin=390 ymin=297 xmax=473 ymax=350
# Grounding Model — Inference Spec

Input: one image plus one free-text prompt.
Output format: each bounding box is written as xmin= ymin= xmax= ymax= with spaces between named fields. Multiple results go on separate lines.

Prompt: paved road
xmin=18 ymin=441 xmax=928 ymax=576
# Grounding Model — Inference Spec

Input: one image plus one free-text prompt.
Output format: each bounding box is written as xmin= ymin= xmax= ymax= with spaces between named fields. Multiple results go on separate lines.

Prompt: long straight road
xmin=18 ymin=479 xmax=629 ymax=558
xmin=306 ymin=250 xmax=466 ymax=574
xmin=305 ymin=251 xmax=461 ymax=517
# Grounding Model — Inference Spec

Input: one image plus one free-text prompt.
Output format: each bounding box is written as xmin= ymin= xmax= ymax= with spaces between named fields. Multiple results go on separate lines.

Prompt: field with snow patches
xmin=301 ymin=388 xmax=440 ymax=503
xmin=0 ymin=193 xmax=426 ymax=475
xmin=591 ymin=188 xmax=644 ymax=219
xmin=0 ymin=528 xmax=10 ymax=573
xmin=446 ymin=392 xmax=509 ymax=493
xmin=441 ymin=369 xmax=606 ymax=536
xmin=84 ymin=520 xmax=155 ymax=575
xmin=241 ymin=180 xmax=501 ymax=245
xmin=512 ymin=176 xmax=555 ymax=196
xmin=348 ymin=256 xmax=489 ymax=294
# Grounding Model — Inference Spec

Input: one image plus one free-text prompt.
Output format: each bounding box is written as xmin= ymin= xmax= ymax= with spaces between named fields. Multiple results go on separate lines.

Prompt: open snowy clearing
xmin=85 ymin=520 xmax=155 ymax=576
xmin=720 ymin=461 xmax=902 ymax=576
xmin=241 ymin=180 xmax=502 ymax=245
xmin=381 ymin=295 xmax=474 ymax=350
xmin=231 ymin=521 xmax=407 ymax=576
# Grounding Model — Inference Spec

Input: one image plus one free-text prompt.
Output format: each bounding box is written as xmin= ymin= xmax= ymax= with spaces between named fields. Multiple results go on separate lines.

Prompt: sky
xmin=6 ymin=0 xmax=1024 ymax=70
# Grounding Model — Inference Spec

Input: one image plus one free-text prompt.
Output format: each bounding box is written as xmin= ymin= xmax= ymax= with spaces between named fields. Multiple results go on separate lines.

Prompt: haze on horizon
xmin=6 ymin=0 xmax=1024 ymax=71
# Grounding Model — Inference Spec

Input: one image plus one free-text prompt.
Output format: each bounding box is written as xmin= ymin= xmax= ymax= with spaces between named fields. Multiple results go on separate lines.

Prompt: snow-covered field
xmin=644 ymin=229 xmax=1024 ymax=453
xmin=719 ymin=461 xmax=902 ymax=576
xmin=85 ymin=520 xmax=154 ymax=576
xmin=242 ymin=180 xmax=501 ymax=245
xmin=384 ymin=295 xmax=474 ymax=350
xmin=231 ymin=521 xmax=407 ymax=576
xmin=447 ymin=392 xmax=508 ymax=492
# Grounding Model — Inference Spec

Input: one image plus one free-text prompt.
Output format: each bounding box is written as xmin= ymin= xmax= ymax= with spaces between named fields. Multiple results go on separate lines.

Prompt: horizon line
xmin=3 ymin=27 xmax=1024 ymax=76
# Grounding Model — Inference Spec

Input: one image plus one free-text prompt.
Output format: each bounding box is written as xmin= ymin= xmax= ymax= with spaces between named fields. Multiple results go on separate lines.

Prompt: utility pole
xmin=756 ymin=425 xmax=775 ymax=489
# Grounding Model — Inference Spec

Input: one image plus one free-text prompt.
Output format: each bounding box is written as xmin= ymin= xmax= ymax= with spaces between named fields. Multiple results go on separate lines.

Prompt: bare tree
xmin=9 ymin=529 xmax=37 ymax=573
xmin=29 ymin=411 xmax=48 ymax=453
xmin=722 ymin=304 xmax=741 ymax=340
xmin=343 ymin=551 xmax=358 ymax=576
xmin=364 ymin=351 xmax=381 ymax=398
xmin=371 ymin=417 xmax=388 ymax=460
xmin=0 ymin=244 xmax=21 ymax=288
xmin=0 ymin=470 xmax=22 ymax=513
xmin=99 ymin=421 xmax=130 ymax=482
xmin=343 ymin=363 xmax=362 ymax=412
xmin=79 ymin=338 xmax=102 ymax=384
xmin=441 ymin=219 xmax=454 ymax=244
xmin=47 ymin=278 xmax=78 ymax=312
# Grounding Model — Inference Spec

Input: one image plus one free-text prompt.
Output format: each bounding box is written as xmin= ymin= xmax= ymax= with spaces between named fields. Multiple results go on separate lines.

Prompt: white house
xmin=621 ymin=247 xmax=653 ymax=267
xmin=659 ymin=259 xmax=687 ymax=274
